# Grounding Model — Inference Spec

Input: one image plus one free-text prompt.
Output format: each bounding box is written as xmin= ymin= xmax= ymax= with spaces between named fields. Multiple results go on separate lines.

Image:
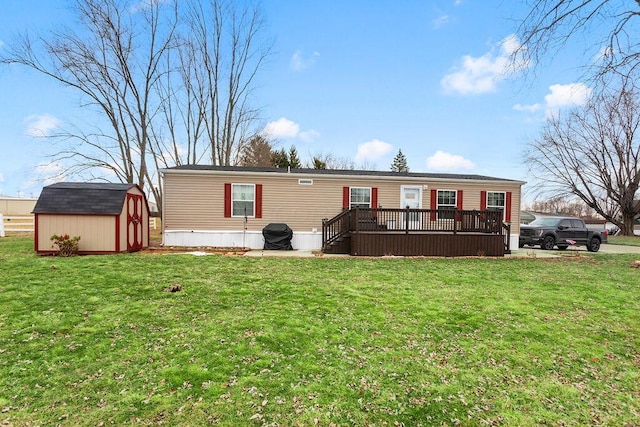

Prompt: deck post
xmin=453 ymin=210 xmax=457 ymax=235
xmin=354 ymin=206 xmax=359 ymax=233
xmin=405 ymin=206 xmax=409 ymax=234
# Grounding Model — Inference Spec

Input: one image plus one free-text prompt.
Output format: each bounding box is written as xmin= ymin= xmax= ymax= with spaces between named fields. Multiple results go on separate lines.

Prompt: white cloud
xmin=290 ymin=50 xmax=320 ymax=72
xmin=433 ymin=15 xmax=449 ymax=28
xmin=298 ymin=129 xmax=321 ymax=142
xmin=130 ymin=0 xmax=170 ymax=13
xmin=514 ymin=83 xmax=592 ymax=117
xmin=544 ymin=83 xmax=591 ymax=114
xmin=441 ymin=34 xmax=528 ymax=95
xmin=513 ymin=103 xmax=542 ymax=113
xmin=22 ymin=162 xmax=66 ymax=190
xmin=425 ymin=150 xmax=476 ymax=171
xmin=264 ymin=117 xmax=300 ymax=138
xmin=355 ymin=139 xmax=393 ymax=163
xmin=263 ymin=117 xmax=319 ymax=142
xmin=24 ymin=114 xmax=61 ymax=137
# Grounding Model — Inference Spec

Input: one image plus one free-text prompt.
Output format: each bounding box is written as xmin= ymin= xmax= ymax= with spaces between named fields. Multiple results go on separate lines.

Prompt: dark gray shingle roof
xmin=164 ymin=165 xmax=521 ymax=182
xmin=33 ymin=182 xmax=138 ymax=214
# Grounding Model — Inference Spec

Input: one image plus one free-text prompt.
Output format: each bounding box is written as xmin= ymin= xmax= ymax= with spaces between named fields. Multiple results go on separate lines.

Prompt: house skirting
xmin=509 ymin=234 xmax=518 ymax=251
xmin=163 ymin=230 xmax=322 ymax=250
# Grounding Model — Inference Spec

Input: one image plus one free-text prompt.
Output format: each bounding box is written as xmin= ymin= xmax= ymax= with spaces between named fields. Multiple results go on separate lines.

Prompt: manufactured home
xmin=33 ymin=182 xmax=150 ymax=254
xmin=162 ymin=166 xmax=524 ymax=256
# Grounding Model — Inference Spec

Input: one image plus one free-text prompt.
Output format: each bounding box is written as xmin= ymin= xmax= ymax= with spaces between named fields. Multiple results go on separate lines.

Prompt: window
xmin=481 ymin=190 xmax=512 ymax=222
xmin=570 ymin=219 xmax=583 ymax=228
xmin=486 ymin=191 xmax=506 ymax=220
xmin=437 ymin=190 xmax=456 ymax=219
xmin=350 ymin=187 xmax=371 ymax=208
xmin=559 ymin=219 xmax=572 ymax=229
xmin=232 ymin=184 xmax=255 ymax=217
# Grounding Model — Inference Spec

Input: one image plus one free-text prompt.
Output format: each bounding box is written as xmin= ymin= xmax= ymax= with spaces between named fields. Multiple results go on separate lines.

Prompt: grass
xmin=1 ymin=236 xmax=639 ymax=426
xmin=608 ymin=234 xmax=640 ymax=247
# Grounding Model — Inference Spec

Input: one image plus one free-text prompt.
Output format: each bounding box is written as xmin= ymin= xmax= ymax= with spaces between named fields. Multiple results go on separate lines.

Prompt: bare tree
xmin=1 ymin=0 xmax=176 ymax=195
xmin=525 ymin=76 xmax=640 ymax=235
xmin=526 ymin=196 xmax=595 ymax=217
xmin=515 ymin=1 xmax=640 ymax=79
xmin=305 ymin=152 xmax=356 ymax=170
xmin=181 ymin=0 xmax=270 ymax=167
xmin=0 ymin=0 xmax=271 ymax=214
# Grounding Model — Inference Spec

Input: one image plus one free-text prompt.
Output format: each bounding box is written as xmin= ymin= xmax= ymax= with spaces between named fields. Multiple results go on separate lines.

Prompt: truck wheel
xmin=557 ymin=245 xmax=568 ymax=250
xmin=587 ymin=237 xmax=601 ymax=252
xmin=541 ymin=236 xmax=555 ymax=250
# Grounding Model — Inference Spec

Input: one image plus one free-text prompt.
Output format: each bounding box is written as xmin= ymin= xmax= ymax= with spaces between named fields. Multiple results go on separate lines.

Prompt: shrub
xmin=50 ymin=234 xmax=81 ymax=257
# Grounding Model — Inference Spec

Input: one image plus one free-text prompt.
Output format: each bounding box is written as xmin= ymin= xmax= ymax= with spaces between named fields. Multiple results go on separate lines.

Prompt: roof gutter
xmin=160 ymin=167 xmax=526 ymax=186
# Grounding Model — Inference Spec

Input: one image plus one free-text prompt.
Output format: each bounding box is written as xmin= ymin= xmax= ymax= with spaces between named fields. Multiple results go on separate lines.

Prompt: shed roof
xmin=33 ymin=182 xmax=139 ymax=215
xmin=163 ymin=165 xmax=524 ymax=183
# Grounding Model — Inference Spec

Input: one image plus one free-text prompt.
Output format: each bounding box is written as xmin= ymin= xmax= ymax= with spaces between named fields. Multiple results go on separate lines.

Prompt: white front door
xmin=401 ymin=186 xmax=422 ymax=230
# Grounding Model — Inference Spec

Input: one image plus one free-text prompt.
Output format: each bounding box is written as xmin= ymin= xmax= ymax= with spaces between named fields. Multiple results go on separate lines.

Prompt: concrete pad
xmin=507 ymin=249 xmax=561 ymax=258
xmin=244 ymin=250 xmax=317 ymax=257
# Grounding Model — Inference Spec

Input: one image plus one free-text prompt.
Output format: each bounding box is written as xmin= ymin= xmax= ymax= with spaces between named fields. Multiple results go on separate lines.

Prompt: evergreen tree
xmin=238 ymin=135 xmax=274 ymax=167
xmin=311 ymin=157 xmax=327 ymax=169
xmin=390 ymin=149 xmax=409 ymax=172
xmin=270 ymin=148 xmax=289 ymax=168
xmin=288 ymin=146 xmax=302 ymax=168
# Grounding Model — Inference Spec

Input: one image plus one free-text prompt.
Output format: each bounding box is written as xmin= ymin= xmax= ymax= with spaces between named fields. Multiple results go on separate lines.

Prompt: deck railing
xmin=351 ymin=207 xmax=504 ymax=233
xmin=322 ymin=207 xmax=507 ymax=251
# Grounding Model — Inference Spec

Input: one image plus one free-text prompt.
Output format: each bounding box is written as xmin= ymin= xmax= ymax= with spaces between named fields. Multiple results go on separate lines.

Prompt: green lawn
xmin=1 ymin=236 xmax=639 ymax=426
xmin=608 ymin=234 xmax=640 ymax=246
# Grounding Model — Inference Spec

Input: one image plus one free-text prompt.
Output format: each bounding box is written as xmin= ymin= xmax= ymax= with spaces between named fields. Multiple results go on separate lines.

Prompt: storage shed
xmin=33 ymin=182 xmax=150 ymax=254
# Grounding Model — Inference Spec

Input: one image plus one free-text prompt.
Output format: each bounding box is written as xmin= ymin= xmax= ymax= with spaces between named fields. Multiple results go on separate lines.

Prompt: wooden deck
xmin=323 ymin=207 xmax=510 ymax=257
xmin=351 ymin=231 xmax=505 ymax=256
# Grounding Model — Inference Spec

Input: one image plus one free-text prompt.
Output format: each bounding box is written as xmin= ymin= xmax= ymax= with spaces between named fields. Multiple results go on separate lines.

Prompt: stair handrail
xmin=322 ymin=208 xmax=352 ymax=249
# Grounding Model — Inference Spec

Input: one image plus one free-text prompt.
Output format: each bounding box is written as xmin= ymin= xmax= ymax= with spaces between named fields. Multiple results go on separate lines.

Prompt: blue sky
xmin=0 ymin=0 xmax=596 ymax=198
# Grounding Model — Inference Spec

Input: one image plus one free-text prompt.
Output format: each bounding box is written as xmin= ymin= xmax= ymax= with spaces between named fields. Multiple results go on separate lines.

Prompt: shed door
xmin=127 ymin=193 xmax=143 ymax=251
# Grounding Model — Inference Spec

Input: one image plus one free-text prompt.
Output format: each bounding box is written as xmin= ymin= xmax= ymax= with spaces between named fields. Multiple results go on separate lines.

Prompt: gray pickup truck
xmin=519 ymin=216 xmax=605 ymax=252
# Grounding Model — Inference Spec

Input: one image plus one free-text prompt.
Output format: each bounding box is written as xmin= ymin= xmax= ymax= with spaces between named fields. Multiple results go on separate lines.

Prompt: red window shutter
xmin=255 ymin=184 xmax=263 ymax=218
xmin=371 ymin=187 xmax=378 ymax=218
xmin=224 ymin=183 xmax=231 ymax=217
xmin=505 ymin=191 xmax=512 ymax=222
xmin=480 ymin=191 xmax=487 ymax=211
xmin=343 ymin=186 xmax=350 ymax=209
xmin=430 ymin=189 xmax=437 ymax=221
xmin=456 ymin=190 xmax=463 ymax=221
